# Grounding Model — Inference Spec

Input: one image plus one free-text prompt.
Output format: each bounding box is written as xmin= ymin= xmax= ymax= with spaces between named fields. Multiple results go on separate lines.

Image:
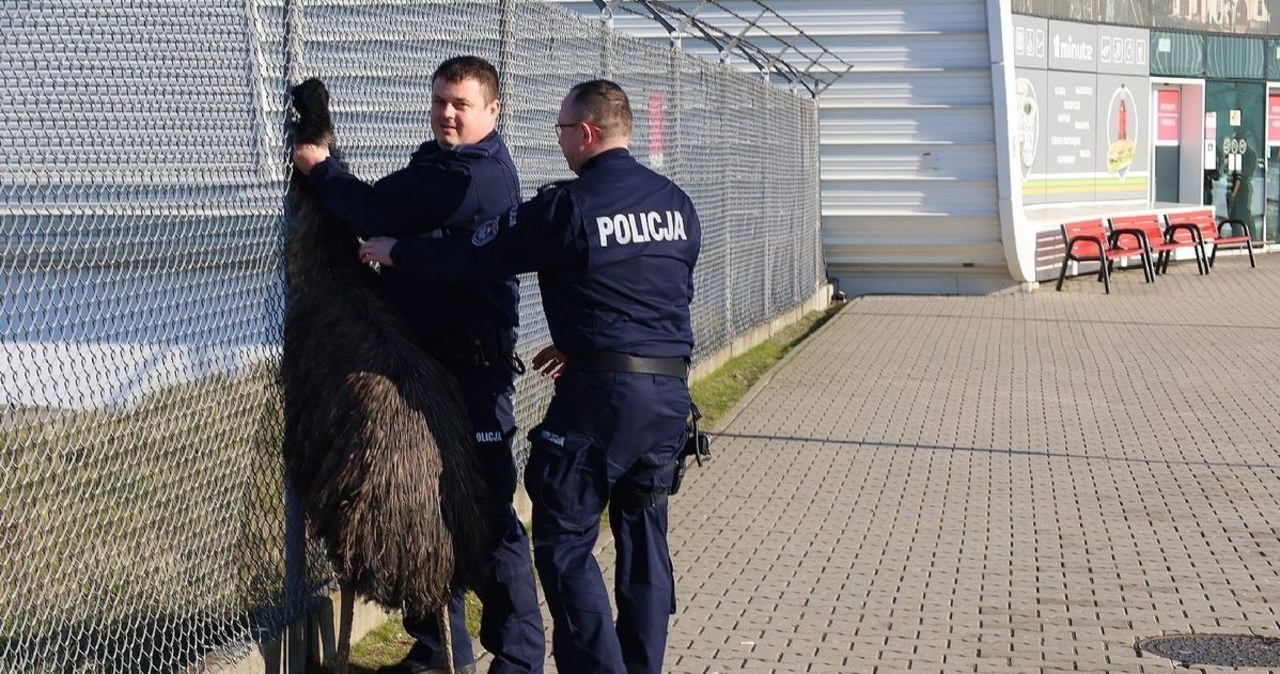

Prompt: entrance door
xmin=1205 ymin=80 xmax=1265 ymax=239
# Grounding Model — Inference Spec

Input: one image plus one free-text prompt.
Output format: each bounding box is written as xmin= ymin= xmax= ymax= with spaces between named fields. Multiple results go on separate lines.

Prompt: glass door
xmin=1205 ymin=80 xmax=1266 ymax=240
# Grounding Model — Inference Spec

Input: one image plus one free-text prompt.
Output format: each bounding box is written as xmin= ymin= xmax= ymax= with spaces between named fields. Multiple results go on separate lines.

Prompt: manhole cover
xmin=1137 ymin=634 xmax=1280 ymax=668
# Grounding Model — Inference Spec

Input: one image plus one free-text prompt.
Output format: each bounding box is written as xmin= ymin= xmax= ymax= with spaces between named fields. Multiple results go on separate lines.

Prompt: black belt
xmin=570 ymin=351 xmax=689 ymax=379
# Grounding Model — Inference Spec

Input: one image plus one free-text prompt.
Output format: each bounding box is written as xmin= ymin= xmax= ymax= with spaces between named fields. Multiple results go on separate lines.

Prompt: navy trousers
xmin=404 ymin=361 xmax=544 ymax=673
xmin=524 ymin=371 xmax=690 ymax=674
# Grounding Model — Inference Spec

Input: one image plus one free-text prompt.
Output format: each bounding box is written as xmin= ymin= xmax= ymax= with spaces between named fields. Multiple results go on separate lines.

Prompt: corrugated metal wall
xmin=558 ymin=0 xmax=1014 ymax=295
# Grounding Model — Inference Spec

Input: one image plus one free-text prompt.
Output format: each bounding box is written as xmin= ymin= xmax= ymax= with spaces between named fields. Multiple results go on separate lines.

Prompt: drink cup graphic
xmin=1107 ymin=84 xmax=1136 ymax=178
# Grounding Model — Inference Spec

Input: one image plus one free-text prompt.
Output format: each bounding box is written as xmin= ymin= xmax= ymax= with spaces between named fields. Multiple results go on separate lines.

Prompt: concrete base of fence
xmin=203 ymin=589 xmax=393 ymax=674
xmin=688 ymin=283 xmax=835 ymax=385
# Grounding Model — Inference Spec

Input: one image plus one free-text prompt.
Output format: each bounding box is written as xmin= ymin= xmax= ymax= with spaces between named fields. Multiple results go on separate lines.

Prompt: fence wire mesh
xmin=0 ymin=0 xmax=822 ymax=671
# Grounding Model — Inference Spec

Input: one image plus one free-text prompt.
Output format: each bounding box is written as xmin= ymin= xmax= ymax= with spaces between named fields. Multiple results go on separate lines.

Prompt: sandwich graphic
xmin=1107 ymin=138 xmax=1135 ymax=174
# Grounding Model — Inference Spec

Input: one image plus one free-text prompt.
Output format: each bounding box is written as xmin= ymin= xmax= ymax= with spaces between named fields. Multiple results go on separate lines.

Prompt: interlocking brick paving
xmin=503 ymin=255 xmax=1280 ymax=673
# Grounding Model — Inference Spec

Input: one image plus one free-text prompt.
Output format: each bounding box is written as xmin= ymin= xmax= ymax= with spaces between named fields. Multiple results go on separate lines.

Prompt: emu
xmin=282 ymin=78 xmax=494 ymax=674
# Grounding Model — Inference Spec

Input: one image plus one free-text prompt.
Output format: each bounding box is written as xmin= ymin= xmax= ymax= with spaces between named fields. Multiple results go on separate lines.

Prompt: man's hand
xmin=293 ymin=143 xmax=330 ymax=176
xmin=358 ymin=237 xmax=397 ymax=267
xmin=531 ymin=345 xmax=568 ymax=379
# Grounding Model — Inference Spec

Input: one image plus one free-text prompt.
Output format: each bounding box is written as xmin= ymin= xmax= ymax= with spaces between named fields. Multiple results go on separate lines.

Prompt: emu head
xmin=286 ymin=77 xmax=353 ymax=285
xmin=291 ymin=78 xmax=335 ymax=147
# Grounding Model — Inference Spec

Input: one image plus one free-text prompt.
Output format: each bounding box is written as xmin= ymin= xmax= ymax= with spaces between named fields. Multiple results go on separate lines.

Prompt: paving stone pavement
xmin=500 ymin=255 xmax=1280 ymax=673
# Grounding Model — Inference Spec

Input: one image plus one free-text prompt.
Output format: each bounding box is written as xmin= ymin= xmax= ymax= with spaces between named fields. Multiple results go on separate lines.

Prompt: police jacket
xmin=308 ymin=130 xmax=521 ymax=362
xmin=391 ymin=147 xmax=699 ymax=359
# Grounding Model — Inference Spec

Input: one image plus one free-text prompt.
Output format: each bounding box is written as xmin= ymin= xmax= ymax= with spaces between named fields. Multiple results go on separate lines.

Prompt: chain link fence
xmin=0 ymin=0 xmax=822 ymax=671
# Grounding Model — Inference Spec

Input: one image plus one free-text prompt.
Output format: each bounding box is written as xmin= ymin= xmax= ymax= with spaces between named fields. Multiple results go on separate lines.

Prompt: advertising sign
xmin=1015 ymin=0 xmax=1263 ymax=34
xmin=1012 ymin=18 xmax=1150 ymax=206
xmin=1269 ymin=93 xmax=1280 ymax=147
xmin=1096 ymin=74 xmax=1148 ymax=201
xmin=647 ymin=93 xmax=665 ymax=169
xmin=1048 ymin=21 xmax=1098 ymax=73
xmin=1043 ymin=70 xmax=1099 ymax=203
xmin=1013 ymin=14 xmax=1049 ymax=69
xmin=1156 ymin=89 xmax=1181 ymax=146
xmin=1014 ymin=68 xmax=1050 ymax=205
xmin=1047 ymin=71 xmax=1098 ymax=173
xmin=1155 ymin=0 xmax=1269 ymax=36
xmin=1096 ymin=25 xmax=1149 ymax=76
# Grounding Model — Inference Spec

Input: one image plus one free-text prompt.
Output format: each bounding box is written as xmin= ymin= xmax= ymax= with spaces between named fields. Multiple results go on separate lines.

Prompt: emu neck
xmin=286 ymin=177 xmax=365 ymax=292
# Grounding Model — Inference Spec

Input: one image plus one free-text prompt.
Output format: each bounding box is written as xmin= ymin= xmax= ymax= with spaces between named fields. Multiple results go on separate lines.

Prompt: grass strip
xmin=692 ymin=304 xmax=842 ymax=430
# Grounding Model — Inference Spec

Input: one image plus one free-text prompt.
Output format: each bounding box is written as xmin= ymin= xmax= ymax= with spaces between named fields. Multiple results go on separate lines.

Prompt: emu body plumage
xmin=282 ymin=79 xmax=494 ymax=642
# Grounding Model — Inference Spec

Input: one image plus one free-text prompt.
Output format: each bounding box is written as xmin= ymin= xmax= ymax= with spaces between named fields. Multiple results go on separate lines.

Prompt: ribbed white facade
xmin=556 ymin=0 xmax=1019 ymax=295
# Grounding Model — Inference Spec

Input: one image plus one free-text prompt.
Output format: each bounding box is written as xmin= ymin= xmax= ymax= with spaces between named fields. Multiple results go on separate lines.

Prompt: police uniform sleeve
xmin=309 ymin=157 xmax=470 ymax=238
xmin=685 ymin=201 xmax=702 ymax=302
xmin=389 ymin=184 xmax=585 ymax=281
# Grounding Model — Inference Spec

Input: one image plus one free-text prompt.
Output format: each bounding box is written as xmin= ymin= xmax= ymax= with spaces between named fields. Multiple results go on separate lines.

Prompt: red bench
xmin=1164 ymin=209 xmax=1258 ymax=271
xmin=1055 ymin=218 xmax=1152 ymax=293
xmin=1108 ymin=213 xmax=1205 ymax=276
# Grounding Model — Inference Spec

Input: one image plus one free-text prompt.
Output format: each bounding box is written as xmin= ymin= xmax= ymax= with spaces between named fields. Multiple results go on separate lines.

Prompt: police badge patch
xmin=471 ymin=218 xmax=500 ymax=246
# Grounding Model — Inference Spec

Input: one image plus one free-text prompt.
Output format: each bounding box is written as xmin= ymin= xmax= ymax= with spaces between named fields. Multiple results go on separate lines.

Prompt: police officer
xmin=359 ymin=79 xmax=700 ymax=674
xmin=293 ymin=55 xmax=544 ymax=674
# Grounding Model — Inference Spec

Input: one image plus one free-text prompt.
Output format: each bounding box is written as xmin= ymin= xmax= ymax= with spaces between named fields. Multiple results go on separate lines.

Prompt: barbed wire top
xmin=590 ymin=0 xmax=854 ymax=96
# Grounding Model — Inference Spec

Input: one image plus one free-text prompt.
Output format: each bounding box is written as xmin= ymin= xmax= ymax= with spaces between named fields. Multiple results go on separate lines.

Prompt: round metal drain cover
xmin=1137 ymin=634 xmax=1280 ymax=668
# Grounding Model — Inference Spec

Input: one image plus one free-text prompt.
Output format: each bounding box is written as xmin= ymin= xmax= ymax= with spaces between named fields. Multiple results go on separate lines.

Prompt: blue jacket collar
xmin=412 ymin=129 xmax=504 ymax=161
xmin=579 ymin=147 xmax=633 ymax=174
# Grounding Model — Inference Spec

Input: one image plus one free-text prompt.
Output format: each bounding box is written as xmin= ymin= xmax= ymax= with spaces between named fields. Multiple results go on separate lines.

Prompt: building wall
xmin=1012 ymin=0 xmax=1280 ymax=276
xmin=558 ymin=0 xmax=1280 ymax=293
xmin=556 ymin=0 xmax=1017 ymax=296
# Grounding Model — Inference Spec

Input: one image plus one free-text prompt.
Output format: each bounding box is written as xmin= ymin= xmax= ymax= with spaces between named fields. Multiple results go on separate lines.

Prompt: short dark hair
xmin=432 ymin=56 xmax=500 ymax=102
xmin=567 ymin=79 xmax=632 ymax=140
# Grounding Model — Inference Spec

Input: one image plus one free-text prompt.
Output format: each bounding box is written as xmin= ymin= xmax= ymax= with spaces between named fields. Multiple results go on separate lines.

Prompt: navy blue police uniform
xmin=308 ymin=129 xmax=544 ymax=673
xmin=391 ymin=146 xmax=700 ymax=674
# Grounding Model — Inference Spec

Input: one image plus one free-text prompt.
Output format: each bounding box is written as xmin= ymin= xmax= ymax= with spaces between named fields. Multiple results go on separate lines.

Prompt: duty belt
xmin=571 ymin=351 xmax=689 ymax=379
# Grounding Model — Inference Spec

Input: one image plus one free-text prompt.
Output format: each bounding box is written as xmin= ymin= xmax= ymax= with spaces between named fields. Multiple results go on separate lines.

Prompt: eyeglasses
xmin=555 ymin=120 xmax=602 ymax=137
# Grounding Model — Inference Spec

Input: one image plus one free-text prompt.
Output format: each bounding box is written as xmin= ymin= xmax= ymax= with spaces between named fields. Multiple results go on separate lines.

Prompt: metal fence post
xmin=282 ymin=0 xmax=308 ymax=671
xmin=598 ymin=1 xmax=614 ymax=80
xmin=498 ymin=0 xmax=515 ymax=139
xmin=669 ymin=30 xmax=681 ymax=182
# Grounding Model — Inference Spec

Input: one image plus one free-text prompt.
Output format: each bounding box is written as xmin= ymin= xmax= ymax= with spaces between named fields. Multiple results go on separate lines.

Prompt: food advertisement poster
xmin=1096 ymin=73 xmax=1149 ymax=201
xmin=1012 ymin=17 xmax=1151 ymax=205
xmin=1269 ymin=93 xmax=1280 ymax=147
xmin=1015 ymin=68 xmax=1050 ymax=205
xmin=1013 ymin=15 xmax=1050 ymax=204
xmin=1045 ymin=70 xmax=1099 ymax=203
xmin=1156 ymin=89 xmax=1181 ymax=145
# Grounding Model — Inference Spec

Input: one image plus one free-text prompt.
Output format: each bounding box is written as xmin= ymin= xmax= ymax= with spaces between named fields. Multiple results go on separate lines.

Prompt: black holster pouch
xmin=669 ymin=401 xmax=712 ymax=496
xmin=472 ymin=324 xmax=520 ymax=371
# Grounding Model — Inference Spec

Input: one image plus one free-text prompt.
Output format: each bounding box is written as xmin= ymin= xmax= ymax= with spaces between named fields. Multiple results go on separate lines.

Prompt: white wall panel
xmin=821 ymin=106 xmax=995 ymax=143
xmin=821 ymin=179 xmax=998 ymax=214
xmin=820 ymin=142 xmax=996 ymax=181
xmin=820 ymin=70 xmax=992 ymax=107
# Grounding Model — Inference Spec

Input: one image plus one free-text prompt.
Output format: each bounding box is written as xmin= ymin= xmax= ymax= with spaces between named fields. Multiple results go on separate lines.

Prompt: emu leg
xmin=440 ymin=601 xmax=455 ymax=673
xmin=335 ymin=586 xmax=354 ymax=674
